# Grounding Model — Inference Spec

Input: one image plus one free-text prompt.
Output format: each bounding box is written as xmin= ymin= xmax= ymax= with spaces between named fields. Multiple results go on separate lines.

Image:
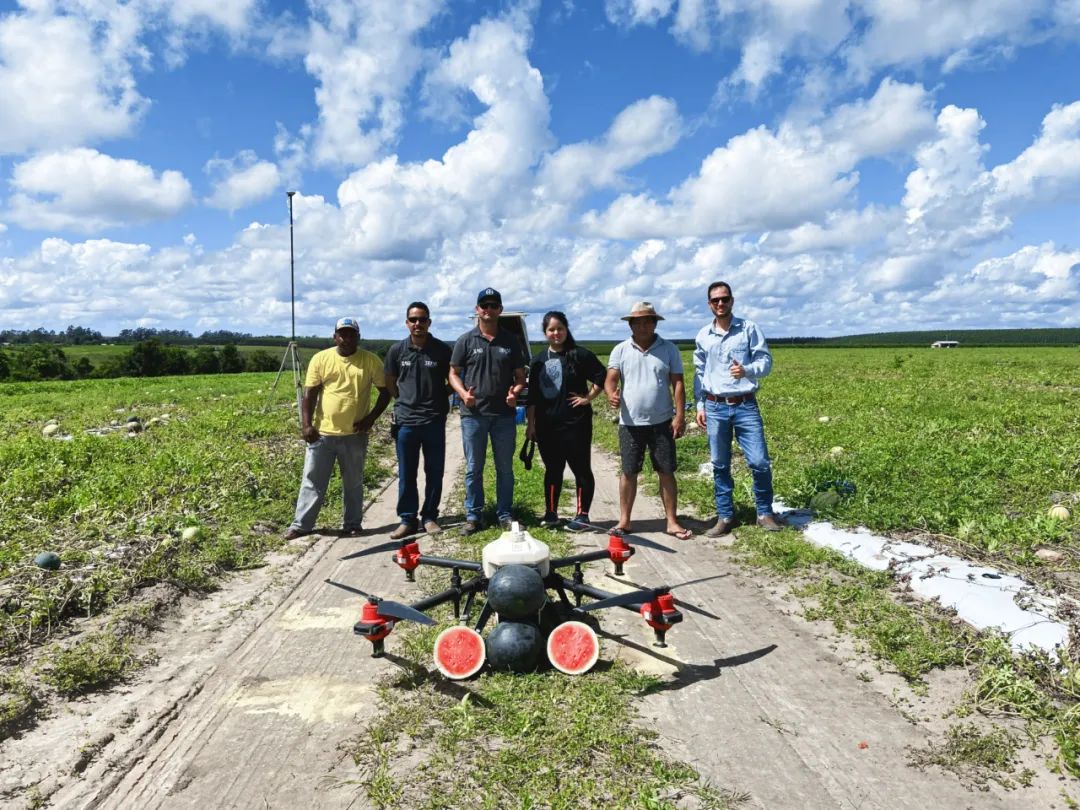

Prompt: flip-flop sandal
xmin=664 ymin=528 xmax=694 ymax=540
xmin=610 ymin=527 xmax=631 ymax=537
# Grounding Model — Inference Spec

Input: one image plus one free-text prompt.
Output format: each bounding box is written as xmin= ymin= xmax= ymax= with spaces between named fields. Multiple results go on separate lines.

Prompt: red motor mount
xmin=353 ymin=597 xmax=395 ymax=657
xmin=607 ymin=533 xmax=635 ymax=576
xmin=640 ymin=592 xmax=683 ymax=647
xmin=393 ymin=541 xmax=422 ymax=581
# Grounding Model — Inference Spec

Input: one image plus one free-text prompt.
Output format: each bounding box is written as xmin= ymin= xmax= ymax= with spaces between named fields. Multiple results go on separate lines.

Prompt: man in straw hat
xmin=604 ymin=301 xmax=693 ymax=540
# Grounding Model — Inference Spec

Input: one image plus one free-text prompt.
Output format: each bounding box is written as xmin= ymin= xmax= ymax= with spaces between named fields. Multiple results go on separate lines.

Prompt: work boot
xmin=756 ymin=513 xmax=785 ymax=532
xmin=461 ymin=520 xmax=480 ymax=536
xmin=423 ymin=519 xmax=442 ymax=534
xmin=389 ymin=521 xmax=418 ymax=540
xmin=283 ymin=527 xmax=308 ymax=541
xmin=498 ymin=516 xmax=514 ymax=531
xmin=705 ymin=517 xmax=738 ymax=538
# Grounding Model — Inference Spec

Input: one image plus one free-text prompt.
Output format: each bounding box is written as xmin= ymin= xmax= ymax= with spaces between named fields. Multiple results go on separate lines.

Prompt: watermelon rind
xmin=433 ymin=626 xmax=486 ymax=680
xmin=546 ymin=621 xmax=599 ymax=675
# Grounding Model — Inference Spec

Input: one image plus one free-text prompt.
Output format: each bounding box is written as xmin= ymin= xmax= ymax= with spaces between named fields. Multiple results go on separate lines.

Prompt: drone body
xmin=330 ymin=523 xmax=688 ymax=679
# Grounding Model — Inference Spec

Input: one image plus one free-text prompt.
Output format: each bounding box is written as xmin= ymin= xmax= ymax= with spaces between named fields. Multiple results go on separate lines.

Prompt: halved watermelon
xmin=546 ymin=621 xmax=599 ymax=675
xmin=433 ymin=626 xmax=486 ymax=679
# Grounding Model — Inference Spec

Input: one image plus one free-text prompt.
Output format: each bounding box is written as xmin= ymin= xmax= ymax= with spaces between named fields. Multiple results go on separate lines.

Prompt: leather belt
xmin=703 ymin=392 xmax=755 ymax=404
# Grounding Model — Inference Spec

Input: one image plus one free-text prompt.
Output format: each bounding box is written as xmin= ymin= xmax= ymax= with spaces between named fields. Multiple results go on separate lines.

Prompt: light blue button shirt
xmin=693 ymin=316 xmax=772 ymax=408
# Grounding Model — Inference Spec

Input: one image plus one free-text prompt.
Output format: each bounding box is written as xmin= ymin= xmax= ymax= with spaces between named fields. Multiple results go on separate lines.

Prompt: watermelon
xmin=546 ymin=621 xmax=599 ymax=675
xmin=485 ymin=621 xmax=543 ymax=673
xmin=433 ymin=626 xmax=486 ymax=680
xmin=34 ymin=552 xmax=61 ymax=570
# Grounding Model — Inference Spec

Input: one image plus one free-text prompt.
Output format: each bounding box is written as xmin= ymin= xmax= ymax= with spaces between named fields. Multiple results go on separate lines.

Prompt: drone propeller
xmin=339 ymin=539 xmax=406 ymax=561
xmin=324 ymin=578 xmax=437 ymax=626
xmin=583 ymin=575 xmax=725 ymax=619
xmin=579 ymin=586 xmax=669 ymax=612
xmin=575 ymin=521 xmax=675 ymax=554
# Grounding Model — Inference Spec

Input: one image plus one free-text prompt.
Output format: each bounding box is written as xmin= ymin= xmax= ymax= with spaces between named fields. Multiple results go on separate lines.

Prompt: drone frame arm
xmin=417 ymin=555 xmax=483 ymax=572
xmin=548 ymin=549 xmax=611 ymax=569
xmin=409 ymin=574 xmax=488 ymax=614
xmin=558 ymin=577 xmax=646 ymax=615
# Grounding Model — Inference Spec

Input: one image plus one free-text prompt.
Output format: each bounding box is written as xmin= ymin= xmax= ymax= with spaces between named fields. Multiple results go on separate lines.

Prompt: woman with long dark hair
xmin=525 ymin=311 xmax=607 ymax=530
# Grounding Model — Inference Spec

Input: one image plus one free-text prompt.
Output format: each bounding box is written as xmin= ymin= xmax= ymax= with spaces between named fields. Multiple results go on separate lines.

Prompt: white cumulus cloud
xmin=8 ymin=148 xmax=193 ymax=233
xmin=0 ymin=5 xmax=147 ymax=154
xmin=204 ymin=151 xmax=281 ymax=212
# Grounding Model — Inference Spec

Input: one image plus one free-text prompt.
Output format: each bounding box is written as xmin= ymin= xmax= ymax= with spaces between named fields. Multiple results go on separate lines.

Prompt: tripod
xmin=265 ymin=341 xmax=304 ymax=424
xmin=264 ymin=190 xmax=303 ymax=426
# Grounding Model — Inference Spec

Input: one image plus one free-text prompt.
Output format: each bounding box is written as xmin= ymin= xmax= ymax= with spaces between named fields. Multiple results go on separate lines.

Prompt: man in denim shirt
xmin=693 ymin=282 xmax=783 ymax=535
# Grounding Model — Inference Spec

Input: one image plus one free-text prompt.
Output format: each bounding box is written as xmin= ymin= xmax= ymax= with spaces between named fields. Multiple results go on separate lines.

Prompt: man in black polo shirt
xmin=449 ymin=287 xmax=527 ymax=534
xmin=384 ymin=301 xmax=453 ymax=540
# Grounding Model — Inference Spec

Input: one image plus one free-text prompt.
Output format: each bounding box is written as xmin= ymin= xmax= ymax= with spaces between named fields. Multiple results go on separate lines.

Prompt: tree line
xmin=0 ymin=340 xmax=282 ymax=383
xmin=0 ymin=326 xmax=333 ymax=349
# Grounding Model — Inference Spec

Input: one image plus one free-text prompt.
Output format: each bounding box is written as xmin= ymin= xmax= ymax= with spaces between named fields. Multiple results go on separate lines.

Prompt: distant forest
xmin=2 ymin=326 xmax=1077 ymax=384
xmin=0 ymin=326 xmax=334 ymax=349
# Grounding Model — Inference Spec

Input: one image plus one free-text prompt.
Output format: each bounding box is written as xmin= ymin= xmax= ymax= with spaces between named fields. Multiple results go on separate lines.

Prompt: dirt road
xmin=2 ymin=419 xmax=1061 ymax=808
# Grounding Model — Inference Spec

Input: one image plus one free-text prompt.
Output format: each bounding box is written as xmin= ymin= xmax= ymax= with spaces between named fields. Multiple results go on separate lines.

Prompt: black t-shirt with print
xmin=384 ymin=336 xmax=452 ymax=425
xmin=526 ymin=346 xmax=606 ymax=430
xmin=450 ymin=327 xmax=528 ymax=417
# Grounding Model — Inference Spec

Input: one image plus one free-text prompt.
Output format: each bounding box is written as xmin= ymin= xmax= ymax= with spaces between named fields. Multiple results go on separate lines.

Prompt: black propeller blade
xmin=323 ymin=579 xmax=437 ymax=626
xmin=602 ymin=573 xmax=726 ymax=620
xmin=339 ymin=539 xmax=406 ymax=561
xmin=579 ymin=586 xmax=669 ymax=612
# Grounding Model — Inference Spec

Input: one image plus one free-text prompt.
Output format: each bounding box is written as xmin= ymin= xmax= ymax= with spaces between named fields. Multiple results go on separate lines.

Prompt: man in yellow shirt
xmin=285 ymin=317 xmax=391 ymax=539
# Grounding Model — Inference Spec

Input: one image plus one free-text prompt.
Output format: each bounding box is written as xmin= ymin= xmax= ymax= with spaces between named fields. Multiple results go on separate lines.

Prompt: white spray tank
xmin=482 ymin=522 xmax=551 ymax=577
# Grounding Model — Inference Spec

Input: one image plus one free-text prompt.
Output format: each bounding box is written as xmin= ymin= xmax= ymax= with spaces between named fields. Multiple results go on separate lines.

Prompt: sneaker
xmin=756 ymin=514 xmax=785 ymax=532
xmin=389 ymin=522 xmax=418 ymax=540
xmin=539 ymin=512 xmax=560 ymax=528
xmin=422 ymin=519 xmax=442 ymax=534
xmin=498 ymin=516 xmax=514 ymax=531
xmin=461 ymin=520 xmax=480 ymax=536
xmin=705 ymin=517 xmax=737 ymax=538
xmin=565 ymin=514 xmax=591 ymax=532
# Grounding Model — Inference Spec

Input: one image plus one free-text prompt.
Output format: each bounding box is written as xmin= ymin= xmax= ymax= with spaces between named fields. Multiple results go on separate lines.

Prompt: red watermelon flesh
xmin=546 ymin=621 xmax=599 ymax=675
xmin=434 ymin=626 xmax=486 ymax=679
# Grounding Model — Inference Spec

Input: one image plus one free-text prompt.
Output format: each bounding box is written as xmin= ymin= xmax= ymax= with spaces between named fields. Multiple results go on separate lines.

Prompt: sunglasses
xmin=478 ymin=302 xmax=501 ymax=310
xmin=710 ymin=295 xmax=733 ymax=305
xmin=407 ymin=316 xmax=430 ymax=324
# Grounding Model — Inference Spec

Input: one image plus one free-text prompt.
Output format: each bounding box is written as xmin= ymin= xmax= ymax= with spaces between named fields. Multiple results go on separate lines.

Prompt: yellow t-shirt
xmin=305 ymin=347 xmax=385 ymax=435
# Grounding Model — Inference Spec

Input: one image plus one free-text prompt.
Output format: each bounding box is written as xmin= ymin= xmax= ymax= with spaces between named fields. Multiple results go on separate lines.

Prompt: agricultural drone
xmin=326 ymin=523 xmax=714 ymax=678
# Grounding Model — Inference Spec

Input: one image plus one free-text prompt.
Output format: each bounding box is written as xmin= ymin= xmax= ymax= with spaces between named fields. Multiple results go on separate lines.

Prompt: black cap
xmin=477 ymin=287 xmax=502 ymax=305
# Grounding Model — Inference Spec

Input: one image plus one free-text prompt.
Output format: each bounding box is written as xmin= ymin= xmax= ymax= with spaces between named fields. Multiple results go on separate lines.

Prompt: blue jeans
xmin=396 ymin=418 xmax=446 ymax=524
xmin=290 ymin=433 xmax=369 ymax=532
xmin=460 ymin=413 xmax=516 ymax=522
xmin=705 ymin=398 xmax=774 ymax=518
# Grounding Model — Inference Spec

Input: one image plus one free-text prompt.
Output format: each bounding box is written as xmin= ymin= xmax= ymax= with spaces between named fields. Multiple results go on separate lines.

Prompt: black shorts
xmin=618 ymin=421 xmax=677 ymax=475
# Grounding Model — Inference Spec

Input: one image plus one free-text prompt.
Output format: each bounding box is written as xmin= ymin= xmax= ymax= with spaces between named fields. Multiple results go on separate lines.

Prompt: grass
xmin=908 ymin=722 xmax=1035 ymax=790
xmin=36 ymin=627 xmax=150 ymax=696
xmin=0 ymin=372 xmax=395 ymax=738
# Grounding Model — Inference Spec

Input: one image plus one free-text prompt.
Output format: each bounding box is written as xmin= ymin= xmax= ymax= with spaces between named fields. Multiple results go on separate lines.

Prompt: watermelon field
xmin=1 ymin=346 xmax=1079 ymax=799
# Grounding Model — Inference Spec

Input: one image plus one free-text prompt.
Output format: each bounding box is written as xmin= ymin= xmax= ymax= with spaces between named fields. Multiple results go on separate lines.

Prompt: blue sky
xmin=2 ymin=0 xmax=1079 ymax=340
